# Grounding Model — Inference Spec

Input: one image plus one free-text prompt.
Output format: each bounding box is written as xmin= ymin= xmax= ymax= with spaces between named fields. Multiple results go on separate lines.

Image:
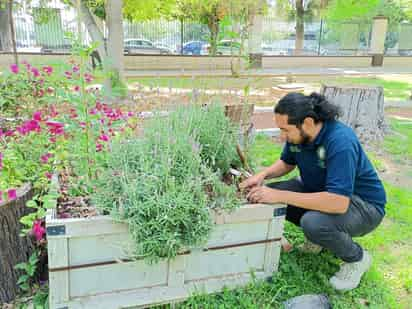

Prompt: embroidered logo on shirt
xmin=317 ymin=145 xmax=326 ymax=168
xmin=289 ymin=145 xmax=301 ymax=153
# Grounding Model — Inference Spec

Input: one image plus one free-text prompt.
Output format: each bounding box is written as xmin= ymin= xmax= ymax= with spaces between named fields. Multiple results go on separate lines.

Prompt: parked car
xmin=124 ymin=39 xmax=171 ymax=54
xmin=181 ymin=41 xmax=207 ymax=55
xmin=153 ymin=41 xmax=176 ymax=54
xmin=215 ymin=40 xmax=241 ymax=55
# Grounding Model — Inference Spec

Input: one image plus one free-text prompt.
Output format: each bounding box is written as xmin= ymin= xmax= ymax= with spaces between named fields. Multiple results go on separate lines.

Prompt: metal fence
xmin=7 ymin=1 xmax=412 ymax=56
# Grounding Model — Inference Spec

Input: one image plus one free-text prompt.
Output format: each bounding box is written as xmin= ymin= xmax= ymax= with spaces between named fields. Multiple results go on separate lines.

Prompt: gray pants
xmin=268 ymin=179 xmax=384 ymax=262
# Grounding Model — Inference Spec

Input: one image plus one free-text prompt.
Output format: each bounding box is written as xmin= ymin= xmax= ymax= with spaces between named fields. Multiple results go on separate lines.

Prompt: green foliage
xmin=14 ymin=249 xmax=49 ymax=309
xmin=15 ymin=250 xmax=39 ymax=292
xmin=92 ymin=104 xmax=243 ymax=262
xmin=0 ymin=64 xmax=67 ymax=118
xmin=327 ymin=0 xmax=410 ymax=24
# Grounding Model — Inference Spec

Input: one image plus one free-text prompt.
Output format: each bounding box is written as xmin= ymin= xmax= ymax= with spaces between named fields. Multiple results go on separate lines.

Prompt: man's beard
xmin=298 ymin=127 xmax=311 ymax=144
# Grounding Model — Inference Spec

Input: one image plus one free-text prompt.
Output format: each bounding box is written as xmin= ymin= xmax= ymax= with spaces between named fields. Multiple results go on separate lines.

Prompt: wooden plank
xmin=168 ymin=256 xmax=186 ymax=287
xmin=68 ymin=233 xmax=131 ymax=265
xmin=211 ymin=203 xmax=285 ymax=224
xmin=205 ymin=221 xmax=269 ymax=248
xmin=48 ymin=237 xmax=69 ymax=305
xmin=184 ymin=244 xmax=267 ymax=282
xmin=69 ymin=260 xmax=168 ymax=298
xmin=57 ymin=272 xmax=268 ymax=309
xmin=46 ymin=204 xmax=285 ymax=238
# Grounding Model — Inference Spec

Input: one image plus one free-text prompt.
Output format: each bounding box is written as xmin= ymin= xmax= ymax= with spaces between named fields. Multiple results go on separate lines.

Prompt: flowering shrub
xmin=0 ymin=62 xmax=68 ymax=118
xmin=0 ymin=60 xmax=135 ymax=236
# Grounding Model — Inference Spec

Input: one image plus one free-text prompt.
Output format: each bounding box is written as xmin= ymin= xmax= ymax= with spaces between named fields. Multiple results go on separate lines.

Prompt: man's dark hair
xmin=274 ymin=92 xmax=341 ymax=126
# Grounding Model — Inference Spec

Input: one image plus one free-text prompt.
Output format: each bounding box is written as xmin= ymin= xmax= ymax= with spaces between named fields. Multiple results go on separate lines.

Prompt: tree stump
xmin=321 ymin=85 xmax=386 ymax=143
xmin=0 ymin=184 xmax=35 ymax=303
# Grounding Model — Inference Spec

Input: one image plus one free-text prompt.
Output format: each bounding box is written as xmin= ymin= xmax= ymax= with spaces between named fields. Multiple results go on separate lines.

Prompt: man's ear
xmin=302 ymin=117 xmax=315 ymax=129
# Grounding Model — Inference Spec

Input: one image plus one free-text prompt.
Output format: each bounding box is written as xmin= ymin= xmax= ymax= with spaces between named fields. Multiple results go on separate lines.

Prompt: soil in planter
xmin=57 ymin=170 xmax=96 ymax=219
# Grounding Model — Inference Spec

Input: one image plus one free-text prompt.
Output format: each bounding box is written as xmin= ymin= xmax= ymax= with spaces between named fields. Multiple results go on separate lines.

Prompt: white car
xmin=124 ymin=39 xmax=171 ymax=55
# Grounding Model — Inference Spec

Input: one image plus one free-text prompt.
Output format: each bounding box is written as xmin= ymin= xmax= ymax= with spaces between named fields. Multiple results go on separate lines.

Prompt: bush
xmin=92 ymin=104 xmax=244 ymax=262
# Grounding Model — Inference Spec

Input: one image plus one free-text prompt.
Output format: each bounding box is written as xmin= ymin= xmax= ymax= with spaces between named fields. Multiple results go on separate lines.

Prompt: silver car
xmin=124 ymin=39 xmax=171 ymax=55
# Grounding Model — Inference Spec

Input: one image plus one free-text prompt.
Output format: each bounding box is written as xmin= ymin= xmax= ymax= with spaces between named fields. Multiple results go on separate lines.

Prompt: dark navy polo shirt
xmin=280 ymin=120 xmax=386 ymax=215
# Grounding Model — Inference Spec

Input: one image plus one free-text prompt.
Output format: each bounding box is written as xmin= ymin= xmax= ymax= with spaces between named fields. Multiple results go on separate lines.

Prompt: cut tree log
xmin=321 ymin=84 xmax=386 ymax=143
xmin=0 ymin=184 xmax=35 ymax=303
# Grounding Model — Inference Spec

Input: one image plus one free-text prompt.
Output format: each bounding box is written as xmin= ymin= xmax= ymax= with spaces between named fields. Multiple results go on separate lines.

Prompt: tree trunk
xmin=0 ymin=184 xmax=35 ymax=303
xmin=321 ymin=85 xmax=386 ymax=143
xmin=208 ymin=17 xmax=219 ymax=56
xmin=77 ymin=0 xmax=107 ymax=60
xmin=295 ymin=0 xmax=304 ymax=55
xmin=0 ymin=1 xmax=12 ymax=51
xmin=105 ymin=0 xmax=124 ymax=97
xmin=8 ymin=0 xmax=18 ymax=64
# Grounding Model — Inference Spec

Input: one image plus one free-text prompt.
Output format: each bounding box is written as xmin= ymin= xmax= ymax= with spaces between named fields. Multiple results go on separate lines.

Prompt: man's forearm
xmin=279 ymin=191 xmax=350 ymax=214
xmin=260 ymin=160 xmax=295 ymax=180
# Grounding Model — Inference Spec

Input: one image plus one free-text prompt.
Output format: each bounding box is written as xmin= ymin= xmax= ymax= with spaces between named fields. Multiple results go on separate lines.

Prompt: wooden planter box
xmin=46 ymin=203 xmax=286 ymax=309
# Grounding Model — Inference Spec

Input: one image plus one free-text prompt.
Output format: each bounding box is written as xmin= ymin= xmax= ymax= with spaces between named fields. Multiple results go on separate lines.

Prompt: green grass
xmin=127 ymin=76 xmax=412 ymax=102
xmin=127 ymin=76 xmax=281 ymax=90
xmin=174 ymin=134 xmax=412 ymax=308
xmin=384 ymin=118 xmax=412 ymax=162
xmin=323 ymin=77 xmax=412 ymax=101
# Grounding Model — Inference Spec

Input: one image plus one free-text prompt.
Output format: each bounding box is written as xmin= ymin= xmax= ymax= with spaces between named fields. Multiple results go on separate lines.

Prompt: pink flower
xmin=96 ymin=143 xmax=103 ymax=152
xmin=10 ymin=64 xmax=19 ymax=74
xmin=72 ymin=65 xmax=79 ymax=72
xmin=64 ymin=71 xmax=72 ymax=79
xmin=40 ymin=153 xmax=53 ymax=164
xmin=31 ymin=220 xmax=46 ymax=241
xmin=99 ymin=134 xmax=109 ymax=142
xmin=49 ymin=137 xmax=57 ymax=143
xmin=7 ymin=189 xmax=17 ymax=201
xmin=50 ymin=105 xmax=58 ymax=117
xmin=5 ymin=130 xmax=15 ymax=137
xmin=84 ymin=73 xmax=93 ymax=83
xmin=33 ymin=111 xmax=42 ymax=121
xmin=47 ymin=87 xmax=54 ymax=94
xmin=17 ymin=120 xmax=41 ymax=135
xmin=89 ymin=108 xmax=97 ymax=115
xmin=73 ymin=85 xmax=80 ymax=92
xmin=42 ymin=66 xmax=53 ymax=75
xmin=45 ymin=172 xmax=53 ymax=179
xmin=127 ymin=111 xmax=134 ymax=117
xmin=36 ymin=89 xmax=45 ymax=97
xmin=46 ymin=121 xmax=64 ymax=135
xmin=31 ymin=67 xmax=40 ymax=78
xmin=79 ymin=122 xmax=86 ymax=128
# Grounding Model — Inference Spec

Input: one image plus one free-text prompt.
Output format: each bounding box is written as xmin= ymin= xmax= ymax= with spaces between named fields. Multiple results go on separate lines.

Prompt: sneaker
xmin=329 ymin=250 xmax=372 ymax=292
xmin=298 ymin=237 xmax=323 ymax=254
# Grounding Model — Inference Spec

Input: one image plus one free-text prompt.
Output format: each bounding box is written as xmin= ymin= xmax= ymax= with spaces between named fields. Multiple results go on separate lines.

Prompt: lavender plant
xmin=92 ymin=104 xmax=243 ymax=262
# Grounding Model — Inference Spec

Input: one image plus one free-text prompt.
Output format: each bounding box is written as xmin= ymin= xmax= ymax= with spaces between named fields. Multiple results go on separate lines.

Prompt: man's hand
xmin=246 ymin=186 xmax=283 ymax=204
xmin=239 ymin=173 xmax=266 ymax=190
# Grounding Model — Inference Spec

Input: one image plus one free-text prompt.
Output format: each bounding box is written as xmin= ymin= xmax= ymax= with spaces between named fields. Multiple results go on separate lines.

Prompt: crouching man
xmin=240 ymin=92 xmax=386 ymax=291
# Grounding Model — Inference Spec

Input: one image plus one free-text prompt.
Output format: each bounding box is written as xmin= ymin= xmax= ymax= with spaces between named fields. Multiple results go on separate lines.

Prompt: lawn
xmin=384 ymin=118 xmax=412 ymax=162
xmin=324 ymin=77 xmax=412 ymax=101
xmin=128 ymin=76 xmax=412 ymax=102
xmin=175 ymin=128 xmax=412 ymax=308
